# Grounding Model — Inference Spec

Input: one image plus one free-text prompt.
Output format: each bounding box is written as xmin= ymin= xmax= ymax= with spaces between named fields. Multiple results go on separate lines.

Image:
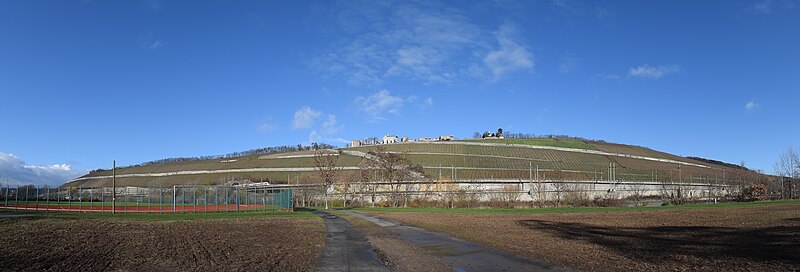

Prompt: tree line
xmin=89 ymin=143 xmax=337 ymax=173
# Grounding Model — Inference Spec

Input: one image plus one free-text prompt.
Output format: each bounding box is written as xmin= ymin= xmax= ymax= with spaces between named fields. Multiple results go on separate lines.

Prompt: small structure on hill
xmin=383 ymin=135 xmax=399 ymax=144
xmin=482 ymin=128 xmax=505 ymax=139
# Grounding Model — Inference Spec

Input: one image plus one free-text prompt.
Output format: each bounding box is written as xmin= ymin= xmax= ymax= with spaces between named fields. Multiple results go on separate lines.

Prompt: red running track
xmin=0 ymin=204 xmax=275 ymax=213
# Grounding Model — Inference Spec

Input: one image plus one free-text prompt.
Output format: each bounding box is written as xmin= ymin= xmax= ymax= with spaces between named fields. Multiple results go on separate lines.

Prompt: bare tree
xmin=313 ymin=149 xmax=339 ymax=209
xmin=775 ymin=147 xmax=800 ymax=179
xmin=369 ymin=146 xmax=424 ymax=207
xmin=550 ymin=169 xmax=567 ymax=207
xmin=629 ymin=182 xmax=646 ymax=205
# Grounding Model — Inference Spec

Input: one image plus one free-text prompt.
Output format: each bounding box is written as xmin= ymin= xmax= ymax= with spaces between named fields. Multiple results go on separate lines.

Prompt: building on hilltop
xmin=350 ymin=140 xmax=362 ymax=147
xmin=418 ymin=137 xmax=436 ymax=142
xmin=439 ymin=135 xmax=455 ymax=141
xmin=383 ymin=135 xmax=399 ymax=144
xmin=482 ymin=128 xmax=505 ymax=139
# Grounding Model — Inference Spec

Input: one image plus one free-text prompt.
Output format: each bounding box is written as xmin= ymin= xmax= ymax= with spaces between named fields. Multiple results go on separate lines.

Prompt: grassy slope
xmin=66 ymin=138 xmax=755 ymax=187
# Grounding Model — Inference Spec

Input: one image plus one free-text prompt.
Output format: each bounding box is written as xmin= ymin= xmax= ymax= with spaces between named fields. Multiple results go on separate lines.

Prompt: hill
xmin=64 ymin=138 xmax=765 ymax=188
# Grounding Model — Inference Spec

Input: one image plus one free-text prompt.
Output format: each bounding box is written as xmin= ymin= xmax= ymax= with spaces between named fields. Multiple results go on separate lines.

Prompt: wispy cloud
xmin=142 ymin=0 xmax=163 ymax=12
xmin=313 ymin=3 xmax=481 ymax=85
xmin=423 ymin=97 xmax=434 ymax=109
xmin=552 ymin=0 xmax=612 ymax=19
xmin=354 ymin=90 xmax=405 ymax=122
xmin=484 ymin=24 xmax=535 ymax=81
xmin=148 ymin=40 xmax=166 ymax=50
xmin=312 ymin=3 xmax=534 ymax=85
xmin=292 ymin=106 xmax=322 ymax=129
xmin=745 ymin=100 xmax=761 ymax=112
xmin=628 ymin=64 xmax=681 ymax=79
xmin=321 ymin=114 xmax=341 ymax=134
xmin=257 ymin=117 xmax=278 ymax=132
xmin=752 ymin=0 xmax=795 ymax=14
xmin=0 ymin=153 xmax=85 ymax=186
xmin=559 ymin=52 xmax=578 ymax=74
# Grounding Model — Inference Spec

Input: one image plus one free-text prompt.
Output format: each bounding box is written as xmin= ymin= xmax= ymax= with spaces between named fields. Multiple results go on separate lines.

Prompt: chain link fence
xmin=0 ymin=184 xmax=293 ymax=213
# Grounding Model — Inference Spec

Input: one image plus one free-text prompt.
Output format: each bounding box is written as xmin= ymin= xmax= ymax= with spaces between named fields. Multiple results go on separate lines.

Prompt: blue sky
xmin=1 ymin=0 xmax=798 ymax=185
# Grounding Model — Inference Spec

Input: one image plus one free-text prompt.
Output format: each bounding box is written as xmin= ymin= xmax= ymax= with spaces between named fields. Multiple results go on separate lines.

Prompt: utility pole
xmin=112 ymin=160 xmax=116 ymax=214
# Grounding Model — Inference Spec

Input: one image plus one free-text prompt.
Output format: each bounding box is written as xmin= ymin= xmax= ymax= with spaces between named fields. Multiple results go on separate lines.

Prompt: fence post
xmin=101 ymin=187 xmax=104 ymax=211
xmin=225 ymin=186 xmax=229 ymax=213
xmin=193 ymin=187 xmax=197 ymax=214
xmin=89 ymin=187 xmax=93 ymax=212
xmin=15 ymin=185 xmax=19 ymax=207
xmin=159 ymin=187 xmax=163 ymax=214
xmin=4 ymin=184 xmax=8 ymax=208
xmin=173 ymin=186 xmax=177 ymax=213
xmin=35 ymin=186 xmax=39 ymax=211
xmin=79 ymin=186 xmax=82 ymax=212
xmin=148 ymin=187 xmax=151 ymax=213
xmin=45 ymin=186 xmax=49 ymax=212
xmin=236 ymin=186 xmax=240 ymax=212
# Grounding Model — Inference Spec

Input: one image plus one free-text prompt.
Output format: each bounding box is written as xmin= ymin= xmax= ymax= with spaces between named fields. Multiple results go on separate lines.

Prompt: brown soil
xmin=336 ymin=212 xmax=452 ymax=272
xmin=0 ymin=217 xmax=324 ymax=271
xmin=366 ymin=204 xmax=800 ymax=271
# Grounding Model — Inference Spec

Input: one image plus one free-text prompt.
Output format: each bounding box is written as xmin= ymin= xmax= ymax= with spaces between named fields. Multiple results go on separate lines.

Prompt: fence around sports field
xmin=0 ymin=185 xmax=293 ymax=213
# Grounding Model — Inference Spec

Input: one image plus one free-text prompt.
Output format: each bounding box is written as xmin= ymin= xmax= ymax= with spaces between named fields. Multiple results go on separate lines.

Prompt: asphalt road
xmin=313 ymin=210 xmax=390 ymax=272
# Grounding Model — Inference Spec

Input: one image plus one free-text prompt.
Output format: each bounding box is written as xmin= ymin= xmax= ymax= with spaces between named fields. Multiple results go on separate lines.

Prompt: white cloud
xmin=258 ymin=121 xmax=278 ymax=132
xmin=292 ymin=106 xmax=322 ymax=129
xmin=313 ymin=3 xmax=535 ymax=85
xmin=0 ymin=153 xmax=85 ymax=186
xmin=424 ymin=97 xmax=434 ymax=108
xmin=148 ymin=40 xmax=166 ymax=50
xmin=484 ymin=24 xmax=534 ymax=81
xmin=321 ymin=114 xmax=341 ymax=134
xmin=308 ymin=130 xmax=348 ymax=146
xmin=354 ymin=90 xmax=405 ymax=121
xmin=559 ymin=52 xmax=578 ymax=74
xmin=628 ymin=64 xmax=681 ymax=79
xmin=752 ymin=0 xmax=795 ymax=14
xmin=745 ymin=100 xmax=761 ymax=112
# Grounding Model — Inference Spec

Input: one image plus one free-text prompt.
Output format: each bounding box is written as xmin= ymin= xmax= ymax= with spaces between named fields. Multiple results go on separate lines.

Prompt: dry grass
xmin=365 ymin=204 xmax=800 ymax=271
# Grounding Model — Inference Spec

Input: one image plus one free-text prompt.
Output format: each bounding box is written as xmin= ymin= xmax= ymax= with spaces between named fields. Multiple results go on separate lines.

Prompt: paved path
xmin=312 ymin=210 xmax=389 ymax=272
xmin=340 ymin=210 xmax=568 ymax=272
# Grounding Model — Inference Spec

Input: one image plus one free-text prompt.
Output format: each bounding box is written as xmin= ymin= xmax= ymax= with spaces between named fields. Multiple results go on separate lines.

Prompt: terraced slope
xmin=65 ymin=139 xmax=758 ymax=188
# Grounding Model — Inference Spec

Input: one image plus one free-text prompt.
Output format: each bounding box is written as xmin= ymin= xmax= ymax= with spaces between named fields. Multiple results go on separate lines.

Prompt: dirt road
xmin=340 ymin=210 xmax=564 ymax=271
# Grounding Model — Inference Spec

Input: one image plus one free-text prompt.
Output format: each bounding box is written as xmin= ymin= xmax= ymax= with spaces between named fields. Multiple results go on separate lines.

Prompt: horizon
xmin=1 ymin=0 xmax=798 ymax=185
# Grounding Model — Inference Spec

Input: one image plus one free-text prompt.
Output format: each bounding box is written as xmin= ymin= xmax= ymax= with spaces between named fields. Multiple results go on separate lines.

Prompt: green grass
xmin=353 ymin=199 xmax=800 ymax=214
xmin=0 ymin=209 xmax=316 ymax=221
xmin=457 ymin=138 xmax=596 ymax=150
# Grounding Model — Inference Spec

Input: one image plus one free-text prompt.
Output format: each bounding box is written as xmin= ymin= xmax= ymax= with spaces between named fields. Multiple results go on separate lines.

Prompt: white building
xmin=383 ymin=135 xmax=399 ymax=144
xmin=350 ymin=140 xmax=362 ymax=147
